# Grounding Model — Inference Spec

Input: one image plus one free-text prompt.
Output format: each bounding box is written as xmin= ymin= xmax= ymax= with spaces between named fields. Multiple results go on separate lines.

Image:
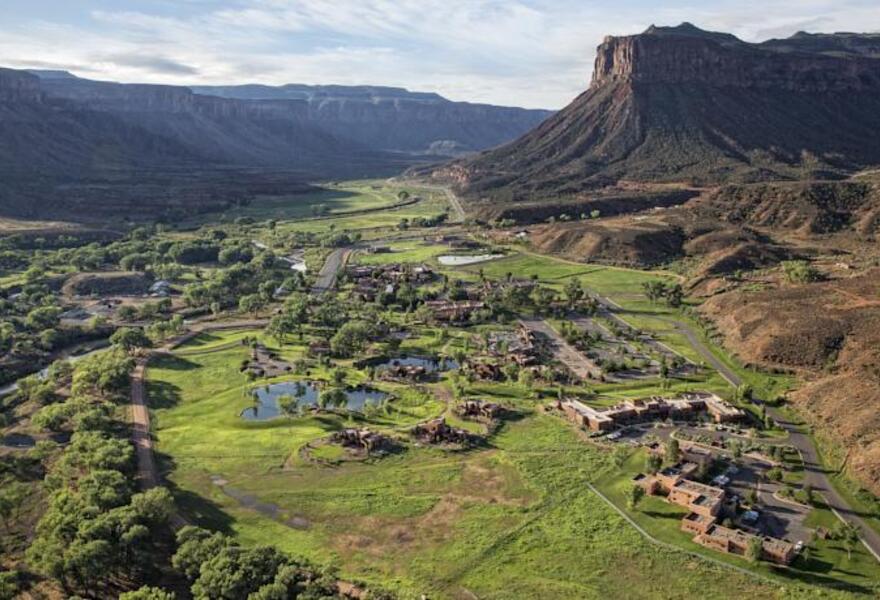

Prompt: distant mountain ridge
xmin=189 ymin=82 xmax=552 ymax=156
xmin=0 ymin=68 xmax=549 ymax=220
xmin=429 ymin=23 xmax=880 ymax=202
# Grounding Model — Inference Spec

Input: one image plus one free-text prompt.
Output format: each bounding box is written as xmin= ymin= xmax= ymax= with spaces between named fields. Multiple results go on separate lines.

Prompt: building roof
xmin=673 ymin=479 xmax=725 ymax=502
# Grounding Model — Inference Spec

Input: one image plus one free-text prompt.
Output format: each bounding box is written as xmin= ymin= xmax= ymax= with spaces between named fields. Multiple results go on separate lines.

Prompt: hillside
xmin=430 ymin=24 xmax=880 ymax=203
xmin=189 ymin=83 xmax=552 ymax=156
xmin=0 ymin=69 xmax=548 ymax=221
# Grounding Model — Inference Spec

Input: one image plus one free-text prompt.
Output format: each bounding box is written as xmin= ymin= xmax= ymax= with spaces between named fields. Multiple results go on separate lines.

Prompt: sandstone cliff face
xmin=438 ymin=23 xmax=880 ymax=199
xmin=39 ymin=78 xmax=311 ymax=120
xmin=190 ymin=82 xmax=552 ymax=154
xmin=592 ymin=32 xmax=880 ymax=91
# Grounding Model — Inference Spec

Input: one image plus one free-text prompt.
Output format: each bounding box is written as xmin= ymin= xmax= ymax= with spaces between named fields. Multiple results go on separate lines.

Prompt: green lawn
xmin=147 ymin=331 xmax=869 ymax=598
xmin=595 ymin=450 xmax=880 ymax=596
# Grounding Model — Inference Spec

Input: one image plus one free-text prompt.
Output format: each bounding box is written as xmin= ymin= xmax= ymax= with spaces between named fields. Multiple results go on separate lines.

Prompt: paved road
xmin=627 ymin=312 xmax=880 ymax=561
xmin=519 ymin=317 xmax=602 ymax=380
xmin=311 ymin=247 xmax=351 ymax=293
xmin=405 ymin=182 xmax=465 ymax=222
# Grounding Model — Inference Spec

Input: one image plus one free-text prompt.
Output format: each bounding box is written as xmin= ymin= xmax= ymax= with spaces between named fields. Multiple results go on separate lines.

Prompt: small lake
xmin=437 ymin=254 xmax=504 ymax=266
xmin=241 ymin=380 xmax=389 ymax=421
xmin=375 ymin=356 xmax=458 ymax=373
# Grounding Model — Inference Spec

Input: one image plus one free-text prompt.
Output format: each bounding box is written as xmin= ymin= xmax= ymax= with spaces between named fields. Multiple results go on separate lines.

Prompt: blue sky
xmin=2 ymin=0 xmax=879 ymax=108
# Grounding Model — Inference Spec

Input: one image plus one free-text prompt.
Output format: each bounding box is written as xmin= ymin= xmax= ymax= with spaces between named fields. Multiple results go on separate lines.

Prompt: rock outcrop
xmin=431 ymin=23 xmax=880 ymax=203
xmin=593 ymin=24 xmax=880 ymax=91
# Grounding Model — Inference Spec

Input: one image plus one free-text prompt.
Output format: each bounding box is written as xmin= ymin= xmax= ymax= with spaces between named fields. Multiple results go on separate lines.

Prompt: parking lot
xmin=605 ymin=422 xmax=812 ymax=544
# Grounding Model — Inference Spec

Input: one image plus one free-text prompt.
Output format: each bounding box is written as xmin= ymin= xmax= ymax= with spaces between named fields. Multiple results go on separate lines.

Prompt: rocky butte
xmin=431 ymin=23 xmax=880 ymax=201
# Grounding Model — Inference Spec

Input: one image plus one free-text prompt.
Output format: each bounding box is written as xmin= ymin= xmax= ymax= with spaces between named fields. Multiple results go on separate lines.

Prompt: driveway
xmin=620 ymin=310 xmax=880 ymax=561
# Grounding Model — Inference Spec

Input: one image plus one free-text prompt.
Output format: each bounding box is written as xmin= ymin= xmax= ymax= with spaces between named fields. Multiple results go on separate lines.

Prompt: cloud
xmin=101 ymin=53 xmax=200 ymax=75
xmin=2 ymin=1 xmax=880 ymax=108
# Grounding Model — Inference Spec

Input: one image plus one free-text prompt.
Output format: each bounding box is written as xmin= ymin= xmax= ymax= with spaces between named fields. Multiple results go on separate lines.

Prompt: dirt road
xmin=129 ymin=320 xmax=267 ymax=492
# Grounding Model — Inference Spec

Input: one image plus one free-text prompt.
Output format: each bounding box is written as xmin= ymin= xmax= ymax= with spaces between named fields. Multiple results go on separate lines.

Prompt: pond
xmin=241 ymin=380 xmax=389 ymax=421
xmin=374 ymin=356 xmax=458 ymax=373
xmin=1 ymin=433 xmax=35 ymax=448
xmin=437 ymin=254 xmax=504 ymax=266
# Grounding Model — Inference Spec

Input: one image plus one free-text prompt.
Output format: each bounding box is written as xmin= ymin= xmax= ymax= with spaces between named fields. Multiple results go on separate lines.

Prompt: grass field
xmin=595 ymin=451 xmax=880 ymax=596
xmin=148 ymin=330 xmax=870 ymax=598
xmin=142 ymin=190 xmax=880 ymax=598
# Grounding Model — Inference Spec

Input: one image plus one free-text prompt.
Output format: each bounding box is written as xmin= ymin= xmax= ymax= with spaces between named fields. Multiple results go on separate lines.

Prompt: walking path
xmin=586 ymin=482 xmax=779 ymax=585
xmin=598 ymin=300 xmax=880 ymax=562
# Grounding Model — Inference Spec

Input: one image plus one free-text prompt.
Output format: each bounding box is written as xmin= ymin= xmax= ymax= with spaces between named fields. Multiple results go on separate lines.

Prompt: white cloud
xmin=2 ymin=0 xmax=880 ymax=108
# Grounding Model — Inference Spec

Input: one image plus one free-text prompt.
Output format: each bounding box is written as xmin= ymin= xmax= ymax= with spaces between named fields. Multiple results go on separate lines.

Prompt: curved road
xmin=603 ymin=302 xmax=880 ymax=561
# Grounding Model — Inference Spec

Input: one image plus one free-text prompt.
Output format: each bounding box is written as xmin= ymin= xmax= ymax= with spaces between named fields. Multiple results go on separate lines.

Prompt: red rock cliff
xmin=592 ymin=30 xmax=880 ymax=92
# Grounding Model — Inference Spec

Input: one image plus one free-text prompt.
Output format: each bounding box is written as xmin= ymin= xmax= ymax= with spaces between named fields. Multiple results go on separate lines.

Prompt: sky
xmin=2 ymin=0 xmax=879 ymax=109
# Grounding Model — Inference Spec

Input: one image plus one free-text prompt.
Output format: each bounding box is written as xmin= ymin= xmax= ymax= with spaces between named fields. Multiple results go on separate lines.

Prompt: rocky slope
xmin=190 ymin=83 xmax=552 ymax=156
xmin=0 ymin=69 xmax=548 ymax=220
xmin=702 ymin=271 xmax=880 ymax=495
xmin=431 ymin=24 xmax=880 ymax=203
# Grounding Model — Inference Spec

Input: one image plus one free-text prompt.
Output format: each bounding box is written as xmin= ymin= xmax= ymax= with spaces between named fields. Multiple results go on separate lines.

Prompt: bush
xmin=782 ymin=260 xmax=821 ymax=284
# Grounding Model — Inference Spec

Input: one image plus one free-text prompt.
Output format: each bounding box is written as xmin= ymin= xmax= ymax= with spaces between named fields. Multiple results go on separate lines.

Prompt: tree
xmin=110 ymin=327 xmax=153 ymax=353
xmin=173 ymin=527 xmax=230 ymax=580
xmin=502 ymin=363 xmax=520 ymax=383
xmin=734 ymin=384 xmax=753 ymax=403
xmin=765 ymin=466 xmax=783 ymax=482
xmin=563 ymin=278 xmax=584 ymax=308
xmin=26 ymin=306 xmax=61 ymax=330
xmin=330 ymin=321 xmax=373 ymax=358
xmin=646 ymin=453 xmax=662 ymax=474
xmin=277 ymin=395 xmax=299 ymax=418
xmin=238 ymin=294 xmax=265 ymax=318
xmin=120 ymin=587 xmax=176 ymax=600
xmin=665 ymin=438 xmax=680 ymax=464
xmin=331 ymin=368 xmax=346 ymax=386
xmin=518 ymin=369 xmax=534 ymax=392
xmin=665 ymin=284 xmax=684 ymax=308
xmin=627 ymin=484 xmax=645 ymax=511
xmin=836 ymin=522 xmax=860 ymax=560
xmin=191 ymin=545 xmax=287 ymax=600
xmin=782 ymin=260 xmax=821 ymax=284
xmin=745 ymin=536 xmax=763 ymax=563
xmin=803 ymin=483 xmax=814 ymax=505
xmin=746 ymin=486 xmax=758 ymax=506
xmin=641 ymin=281 xmax=667 ymax=303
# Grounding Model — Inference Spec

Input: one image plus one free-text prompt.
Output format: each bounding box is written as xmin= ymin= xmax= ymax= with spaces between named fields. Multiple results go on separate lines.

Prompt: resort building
xmin=560 ymin=392 xmax=743 ymax=432
xmin=634 ymin=462 xmax=796 ymax=565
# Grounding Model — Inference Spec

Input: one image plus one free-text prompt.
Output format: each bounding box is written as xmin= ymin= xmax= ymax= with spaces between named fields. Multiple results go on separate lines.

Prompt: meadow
xmin=148 ymin=332 xmax=825 ymax=599
xmin=144 ymin=183 xmax=876 ymax=598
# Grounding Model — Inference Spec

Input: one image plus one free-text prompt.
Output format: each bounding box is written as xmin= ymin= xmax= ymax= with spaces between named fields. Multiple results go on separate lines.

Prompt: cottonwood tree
xmin=746 ymin=537 xmax=763 ymax=563
xmin=110 ymin=327 xmax=153 ymax=353
xmin=627 ymin=484 xmax=645 ymax=510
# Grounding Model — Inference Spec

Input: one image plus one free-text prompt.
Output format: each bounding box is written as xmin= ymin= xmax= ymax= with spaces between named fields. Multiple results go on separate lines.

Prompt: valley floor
xmin=137 ymin=182 xmax=879 ymax=598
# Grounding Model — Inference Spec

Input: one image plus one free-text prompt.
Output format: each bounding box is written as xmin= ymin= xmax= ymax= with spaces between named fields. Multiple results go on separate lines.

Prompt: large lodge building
xmin=561 ymin=393 xmax=744 ymax=432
